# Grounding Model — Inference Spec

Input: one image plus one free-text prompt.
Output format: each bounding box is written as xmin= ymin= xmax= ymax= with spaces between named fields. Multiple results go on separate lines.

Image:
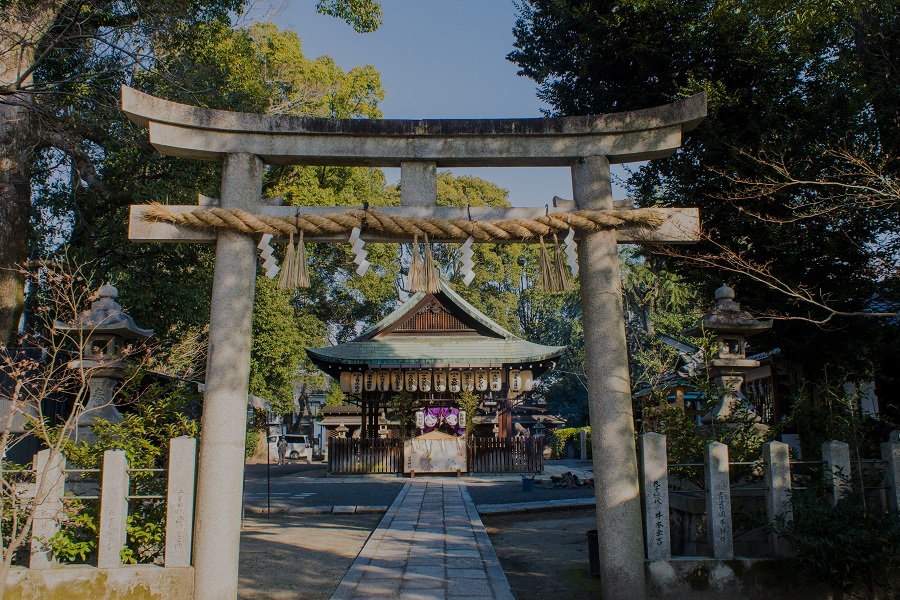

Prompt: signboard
xmin=404 ymin=431 xmax=468 ymax=474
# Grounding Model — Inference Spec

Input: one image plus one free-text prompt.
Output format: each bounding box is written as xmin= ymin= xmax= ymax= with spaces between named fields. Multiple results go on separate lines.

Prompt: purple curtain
xmin=421 ymin=406 xmax=464 ymax=436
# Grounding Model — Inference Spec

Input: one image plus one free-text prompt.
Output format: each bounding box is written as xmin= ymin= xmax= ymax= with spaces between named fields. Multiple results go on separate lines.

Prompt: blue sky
xmin=271 ymin=1 xmax=629 ymax=207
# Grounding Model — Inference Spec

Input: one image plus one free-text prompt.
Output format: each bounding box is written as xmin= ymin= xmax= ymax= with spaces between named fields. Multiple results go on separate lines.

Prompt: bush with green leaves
xmin=551 ymin=426 xmax=591 ymax=459
xmin=773 ymin=475 xmax=900 ymax=600
xmin=46 ymin=374 xmax=200 ymax=565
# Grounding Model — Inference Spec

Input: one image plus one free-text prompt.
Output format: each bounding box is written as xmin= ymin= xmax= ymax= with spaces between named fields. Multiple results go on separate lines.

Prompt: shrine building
xmin=306 ymin=280 xmax=566 ymax=474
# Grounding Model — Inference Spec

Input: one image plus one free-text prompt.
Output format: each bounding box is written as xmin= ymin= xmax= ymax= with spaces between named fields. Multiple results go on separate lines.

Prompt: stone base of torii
xmin=121 ymin=86 xmax=706 ymax=600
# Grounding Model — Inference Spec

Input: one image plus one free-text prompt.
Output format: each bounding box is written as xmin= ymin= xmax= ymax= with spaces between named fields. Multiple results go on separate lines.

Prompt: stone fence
xmin=640 ymin=432 xmax=900 ymax=562
xmin=5 ymin=436 xmax=198 ymax=599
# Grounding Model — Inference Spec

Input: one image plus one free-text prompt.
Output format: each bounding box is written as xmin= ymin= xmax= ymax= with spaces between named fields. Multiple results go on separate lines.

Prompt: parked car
xmin=268 ymin=434 xmax=311 ymax=460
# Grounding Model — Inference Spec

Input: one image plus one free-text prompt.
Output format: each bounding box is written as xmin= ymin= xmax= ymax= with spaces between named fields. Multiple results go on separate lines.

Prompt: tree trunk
xmin=0 ymin=5 xmax=46 ymax=347
xmin=0 ymin=98 xmax=33 ymax=347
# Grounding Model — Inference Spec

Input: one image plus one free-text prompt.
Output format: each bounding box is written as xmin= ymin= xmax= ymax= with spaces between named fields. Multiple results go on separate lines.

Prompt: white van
xmin=268 ymin=434 xmax=311 ymax=460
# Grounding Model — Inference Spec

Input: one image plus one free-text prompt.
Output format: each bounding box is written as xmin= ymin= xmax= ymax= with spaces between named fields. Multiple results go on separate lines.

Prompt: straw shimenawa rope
xmin=142 ymin=204 xmax=667 ymax=241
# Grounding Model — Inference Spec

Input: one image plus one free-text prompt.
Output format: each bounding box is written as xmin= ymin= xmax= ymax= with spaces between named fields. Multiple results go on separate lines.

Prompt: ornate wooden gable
xmin=379 ymin=294 xmax=482 ymax=336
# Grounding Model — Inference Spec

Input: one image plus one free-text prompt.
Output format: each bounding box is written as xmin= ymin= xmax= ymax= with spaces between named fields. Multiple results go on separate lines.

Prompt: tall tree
xmin=510 ymin=0 xmax=900 ymax=379
xmin=0 ymin=0 xmax=385 ymax=347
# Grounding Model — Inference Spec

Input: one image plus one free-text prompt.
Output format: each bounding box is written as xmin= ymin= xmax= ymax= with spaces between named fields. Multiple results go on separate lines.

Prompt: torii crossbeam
xmin=121 ymin=86 xmax=706 ymax=600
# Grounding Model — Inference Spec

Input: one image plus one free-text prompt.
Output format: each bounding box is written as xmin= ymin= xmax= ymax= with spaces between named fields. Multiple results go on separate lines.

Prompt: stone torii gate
xmin=121 ymin=86 xmax=706 ymax=600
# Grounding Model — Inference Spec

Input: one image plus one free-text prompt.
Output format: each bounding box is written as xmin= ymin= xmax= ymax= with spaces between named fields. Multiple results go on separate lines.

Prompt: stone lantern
xmin=684 ymin=284 xmax=771 ymax=423
xmin=54 ymin=285 xmax=152 ymax=440
xmin=335 ymin=422 xmax=349 ymax=439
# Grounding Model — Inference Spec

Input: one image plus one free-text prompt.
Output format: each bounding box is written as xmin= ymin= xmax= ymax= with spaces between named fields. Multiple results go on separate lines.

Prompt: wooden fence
xmin=328 ymin=438 xmax=403 ymax=474
xmin=468 ymin=436 xmax=544 ymax=473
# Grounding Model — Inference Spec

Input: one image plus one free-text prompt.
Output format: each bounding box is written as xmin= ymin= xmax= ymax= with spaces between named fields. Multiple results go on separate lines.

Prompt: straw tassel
xmin=421 ymin=235 xmax=441 ymax=293
xmin=552 ymin=233 xmax=573 ymax=291
xmin=539 ymin=236 xmax=557 ymax=292
xmin=278 ymin=233 xmax=297 ymax=290
xmin=408 ymin=236 xmax=423 ymax=291
xmin=294 ymin=231 xmax=309 ymax=289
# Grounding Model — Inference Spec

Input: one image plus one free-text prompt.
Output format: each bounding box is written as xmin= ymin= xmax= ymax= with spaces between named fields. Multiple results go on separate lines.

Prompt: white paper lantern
xmin=489 ymin=369 xmax=502 ymax=392
xmin=339 ymin=372 xmax=352 ymax=393
xmin=462 ymin=370 xmax=475 ymax=392
xmin=351 ymin=372 xmax=364 ymax=395
xmin=522 ymin=370 xmax=534 ymax=392
xmin=475 ymin=370 xmax=488 ymax=392
xmin=509 ymin=369 xmax=522 ymax=393
xmin=364 ymin=370 xmax=376 ymax=392
xmin=415 ymin=410 xmax=425 ymax=429
xmin=459 ymin=410 xmax=467 ymax=431
xmin=434 ymin=370 xmax=447 ymax=392
xmin=392 ymin=370 xmax=404 ymax=392
xmin=404 ymin=370 xmax=417 ymax=392
xmin=418 ymin=370 xmax=432 ymax=392
xmin=377 ymin=370 xmax=391 ymax=392
xmin=448 ymin=370 xmax=461 ymax=393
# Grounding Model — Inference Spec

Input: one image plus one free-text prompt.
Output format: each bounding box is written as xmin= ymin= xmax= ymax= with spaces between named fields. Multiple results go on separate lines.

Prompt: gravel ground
xmin=483 ymin=507 xmax=602 ymax=600
xmin=238 ymin=513 xmax=381 ymax=600
xmin=466 ymin=479 xmax=596 ymax=506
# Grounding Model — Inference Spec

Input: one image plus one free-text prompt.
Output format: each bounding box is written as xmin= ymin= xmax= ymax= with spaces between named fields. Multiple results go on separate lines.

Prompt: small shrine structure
xmin=307 ymin=280 xmax=565 ymax=474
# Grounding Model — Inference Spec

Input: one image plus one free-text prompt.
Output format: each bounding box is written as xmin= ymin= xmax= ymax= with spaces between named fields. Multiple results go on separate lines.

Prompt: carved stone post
xmin=192 ymin=153 xmax=262 ymax=600
xmin=882 ymin=431 xmax=900 ymax=512
xmin=822 ymin=440 xmax=851 ymax=506
xmin=165 ymin=436 xmax=198 ymax=567
xmin=574 ymin=155 xmax=646 ymax=599
xmin=98 ymin=449 xmax=129 ymax=568
xmin=763 ymin=440 xmax=791 ymax=555
xmin=29 ymin=449 xmax=64 ymax=568
xmin=704 ymin=441 xmax=733 ymax=559
xmin=640 ymin=432 xmax=671 ymax=561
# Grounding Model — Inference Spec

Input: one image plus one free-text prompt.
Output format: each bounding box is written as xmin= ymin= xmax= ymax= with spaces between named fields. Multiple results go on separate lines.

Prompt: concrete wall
xmin=4 ymin=565 xmax=193 ymax=600
xmin=646 ymin=559 xmax=832 ymax=600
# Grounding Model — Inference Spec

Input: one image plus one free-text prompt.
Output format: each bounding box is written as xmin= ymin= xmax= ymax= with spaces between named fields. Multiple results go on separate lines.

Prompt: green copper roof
xmin=307 ymin=337 xmax=565 ymax=369
xmin=356 ymin=280 xmax=518 ymax=341
xmin=307 ymin=280 xmax=566 ymax=374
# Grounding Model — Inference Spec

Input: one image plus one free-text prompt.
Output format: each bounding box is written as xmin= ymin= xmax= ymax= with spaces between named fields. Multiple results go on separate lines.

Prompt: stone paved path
xmin=331 ymin=480 xmax=514 ymax=600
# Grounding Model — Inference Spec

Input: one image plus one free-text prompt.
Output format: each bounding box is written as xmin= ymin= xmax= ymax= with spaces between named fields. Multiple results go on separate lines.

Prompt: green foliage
xmin=45 ymin=374 xmax=199 ymax=564
xmin=325 ymin=382 xmax=348 ymax=406
xmin=509 ymin=0 xmax=900 ymax=380
xmin=387 ymin=391 xmax=416 ymax=439
xmin=786 ymin=377 xmax=896 ymax=461
xmin=122 ymin=515 xmax=164 ymax=564
xmin=456 ymin=390 xmax=479 ymax=435
xmin=245 ymin=428 xmax=260 ymax=460
xmin=773 ymin=481 xmax=900 ymax=599
xmin=316 ymin=0 xmax=383 ymax=33
xmin=46 ymin=500 xmax=97 ymax=563
xmin=551 ymin=426 xmax=591 ymax=459
xmin=250 ymin=276 xmax=324 ymax=415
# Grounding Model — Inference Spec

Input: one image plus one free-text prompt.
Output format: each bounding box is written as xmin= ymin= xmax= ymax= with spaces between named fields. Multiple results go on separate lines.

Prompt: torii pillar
xmin=191 ymin=153 xmax=262 ymax=598
xmin=574 ymin=155 xmax=646 ymax=596
xmin=120 ymin=86 xmax=706 ymax=600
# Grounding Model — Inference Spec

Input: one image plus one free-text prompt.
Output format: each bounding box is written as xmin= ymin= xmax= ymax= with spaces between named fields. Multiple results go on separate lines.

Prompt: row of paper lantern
xmin=339 ymin=369 xmax=534 ymax=394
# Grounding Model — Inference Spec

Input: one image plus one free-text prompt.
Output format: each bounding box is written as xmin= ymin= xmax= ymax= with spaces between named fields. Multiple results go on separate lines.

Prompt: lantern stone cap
xmin=683 ymin=284 xmax=772 ymax=337
xmin=54 ymin=284 xmax=153 ymax=339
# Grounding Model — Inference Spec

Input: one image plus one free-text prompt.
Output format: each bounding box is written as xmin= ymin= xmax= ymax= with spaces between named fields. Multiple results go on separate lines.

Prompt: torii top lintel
xmin=120 ymin=86 xmax=706 ymax=168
